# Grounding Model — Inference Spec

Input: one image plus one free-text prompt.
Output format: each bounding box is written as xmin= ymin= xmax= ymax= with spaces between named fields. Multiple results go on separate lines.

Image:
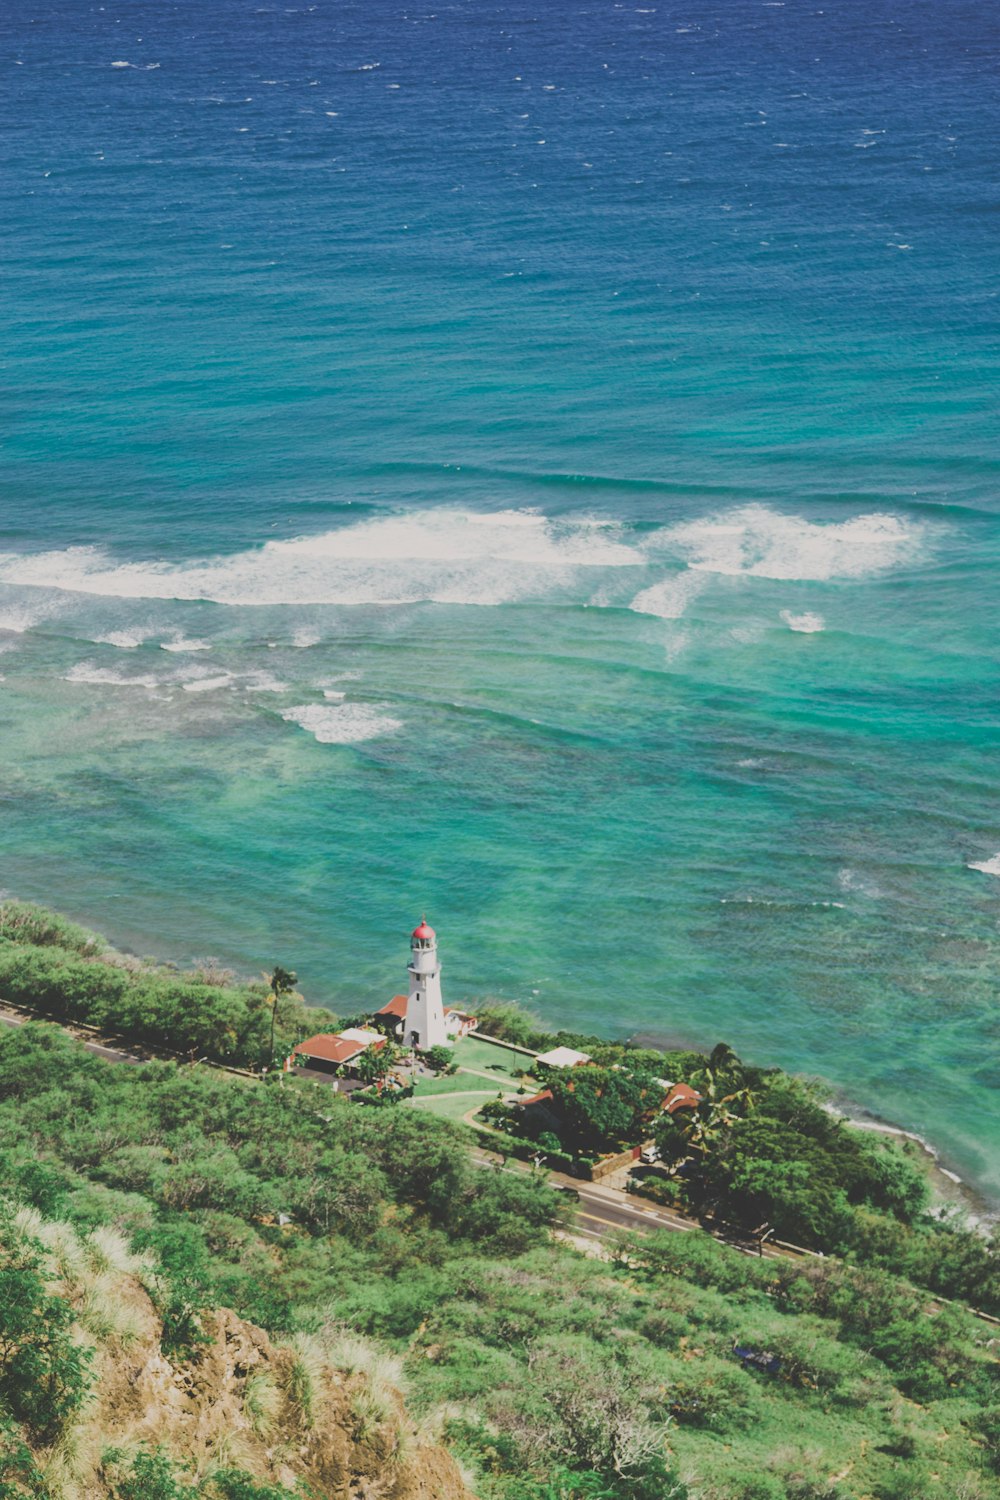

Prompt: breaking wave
xmin=0 ymin=510 xmax=640 ymax=609
xmin=647 ymin=505 xmax=926 ymax=582
xmin=63 ymin=662 xmax=162 ymax=690
xmin=780 ymin=610 xmax=825 ymax=633
xmin=0 ymin=505 xmax=932 ymax=621
xmin=281 ymin=702 xmax=402 ymax=744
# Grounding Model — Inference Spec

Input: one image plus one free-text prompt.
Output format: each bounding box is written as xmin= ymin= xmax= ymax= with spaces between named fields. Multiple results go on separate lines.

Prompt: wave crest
xmin=281 ymin=702 xmax=402 ymax=744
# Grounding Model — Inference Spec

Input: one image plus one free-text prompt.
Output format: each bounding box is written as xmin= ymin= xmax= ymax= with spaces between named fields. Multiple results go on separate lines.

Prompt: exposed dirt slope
xmin=24 ymin=1216 xmax=473 ymax=1500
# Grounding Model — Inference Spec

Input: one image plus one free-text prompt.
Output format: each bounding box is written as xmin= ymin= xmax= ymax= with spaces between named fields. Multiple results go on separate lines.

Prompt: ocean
xmin=2 ymin=0 xmax=998 ymax=1199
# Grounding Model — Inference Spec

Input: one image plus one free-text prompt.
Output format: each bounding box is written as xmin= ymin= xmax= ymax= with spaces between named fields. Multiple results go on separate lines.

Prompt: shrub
xmin=0 ymin=1207 xmax=90 ymax=1440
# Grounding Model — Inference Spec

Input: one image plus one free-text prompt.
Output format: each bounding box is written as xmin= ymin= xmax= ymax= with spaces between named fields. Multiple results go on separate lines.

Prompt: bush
xmin=0 ymin=905 xmax=323 ymax=1069
xmin=0 ymin=1207 xmax=89 ymax=1440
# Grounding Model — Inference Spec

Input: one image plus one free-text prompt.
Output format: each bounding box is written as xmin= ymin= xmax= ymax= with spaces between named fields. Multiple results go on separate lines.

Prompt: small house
xmin=288 ymin=1029 xmax=384 ymax=1079
xmin=535 ymin=1045 xmax=592 ymax=1071
xmin=663 ymin=1083 xmax=703 ymax=1114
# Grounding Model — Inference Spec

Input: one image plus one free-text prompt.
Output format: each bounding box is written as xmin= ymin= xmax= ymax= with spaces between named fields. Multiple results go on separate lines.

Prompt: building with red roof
xmin=664 ymin=1083 xmax=703 ymax=1114
xmin=288 ymin=1029 xmax=384 ymax=1079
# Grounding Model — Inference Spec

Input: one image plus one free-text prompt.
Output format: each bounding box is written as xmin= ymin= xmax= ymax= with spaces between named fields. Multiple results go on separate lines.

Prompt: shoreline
xmin=626 ymin=1027 xmax=997 ymax=1226
xmin=825 ymin=1098 xmax=997 ymax=1228
xmin=4 ymin=896 xmax=994 ymax=1223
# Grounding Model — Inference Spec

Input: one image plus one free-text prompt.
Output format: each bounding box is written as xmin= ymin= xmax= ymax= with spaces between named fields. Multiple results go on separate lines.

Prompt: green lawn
xmin=450 ymin=1034 xmax=537 ymax=1087
xmin=407 ymin=1089 xmax=498 ymax=1124
xmin=412 ymin=1071 xmax=498 ymax=1098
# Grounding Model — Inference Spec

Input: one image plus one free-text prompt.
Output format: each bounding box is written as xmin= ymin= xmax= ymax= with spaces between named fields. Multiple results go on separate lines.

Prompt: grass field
xmin=407 ymin=1089 xmax=498 ymax=1124
xmin=450 ymin=1034 xmax=537 ymax=1086
xmin=411 ymin=1070 xmax=497 ymax=1098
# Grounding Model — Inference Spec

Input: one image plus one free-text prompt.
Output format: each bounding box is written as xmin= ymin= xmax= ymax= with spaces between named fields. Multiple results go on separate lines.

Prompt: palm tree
xmin=267 ymin=965 xmax=297 ymax=1070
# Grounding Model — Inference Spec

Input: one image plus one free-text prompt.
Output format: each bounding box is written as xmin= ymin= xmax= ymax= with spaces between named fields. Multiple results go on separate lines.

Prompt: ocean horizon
xmin=2 ymin=0 xmax=999 ymax=1202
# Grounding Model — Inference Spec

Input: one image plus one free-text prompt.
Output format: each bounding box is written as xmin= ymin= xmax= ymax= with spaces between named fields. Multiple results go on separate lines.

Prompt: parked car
xmin=640 ymin=1146 xmax=660 ymax=1165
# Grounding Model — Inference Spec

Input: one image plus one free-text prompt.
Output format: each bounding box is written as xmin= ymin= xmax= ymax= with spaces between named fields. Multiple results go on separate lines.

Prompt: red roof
xmin=664 ymin=1083 xmax=703 ymax=1114
xmin=376 ymin=994 xmax=408 ymax=1020
xmin=411 ymin=918 xmax=436 ymax=942
xmin=294 ymin=1033 xmax=367 ymax=1066
xmin=516 ymin=1089 xmax=554 ymax=1107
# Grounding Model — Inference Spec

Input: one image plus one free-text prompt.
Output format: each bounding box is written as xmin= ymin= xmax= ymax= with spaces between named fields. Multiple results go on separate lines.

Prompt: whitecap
xmin=110 ymin=60 xmax=133 ymax=67
xmin=181 ymin=673 xmax=235 ymax=693
xmin=322 ymin=688 xmax=346 ymax=701
xmin=780 ymin=609 xmax=825 ymax=632
xmin=93 ymin=628 xmax=150 ymax=648
xmin=0 ymin=605 xmax=44 ymax=634
xmin=629 ymin=571 xmax=706 ymax=620
xmin=838 ymin=867 xmax=882 ymax=898
xmin=653 ymin=505 xmax=926 ymax=581
xmin=243 ymin=671 xmax=289 ymax=692
xmin=968 ymin=854 xmax=1000 ymax=878
xmin=281 ymin=702 xmax=401 ymax=744
xmin=63 ymin=662 xmax=161 ymax=690
xmin=160 ymin=636 xmax=211 ymax=652
xmin=292 ymin=628 xmax=321 ymax=647
xmin=0 ymin=511 xmax=643 ymax=610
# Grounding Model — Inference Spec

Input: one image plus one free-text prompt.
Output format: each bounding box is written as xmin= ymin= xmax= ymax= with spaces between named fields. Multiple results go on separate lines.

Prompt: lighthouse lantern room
xmin=404 ymin=918 xmax=448 ymax=1052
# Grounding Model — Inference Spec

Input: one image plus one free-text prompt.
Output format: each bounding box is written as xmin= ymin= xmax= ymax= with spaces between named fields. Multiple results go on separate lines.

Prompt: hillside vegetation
xmin=474 ymin=1003 xmax=1000 ymax=1315
xmin=1 ymin=907 xmax=999 ymax=1498
xmin=0 ymin=1197 xmax=472 ymax=1499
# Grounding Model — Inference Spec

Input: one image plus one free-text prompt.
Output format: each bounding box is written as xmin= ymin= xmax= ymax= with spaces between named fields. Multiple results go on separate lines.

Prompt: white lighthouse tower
xmin=404 ymin=917 xmax=448 ymax=1052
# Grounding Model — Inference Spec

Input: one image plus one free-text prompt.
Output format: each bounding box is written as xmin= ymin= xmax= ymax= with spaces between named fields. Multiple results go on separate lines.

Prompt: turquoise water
xmin=2 ymin=1 xmax=999 ymax=1196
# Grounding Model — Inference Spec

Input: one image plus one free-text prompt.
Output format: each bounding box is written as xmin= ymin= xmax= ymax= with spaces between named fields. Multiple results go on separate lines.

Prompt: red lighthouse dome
xmin=411 ymin=918 xmax=436 ymax=943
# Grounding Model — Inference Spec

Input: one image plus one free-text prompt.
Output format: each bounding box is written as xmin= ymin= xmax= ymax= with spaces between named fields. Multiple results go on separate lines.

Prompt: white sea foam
xmin=838 ymin=867 xmax=883 ymax=898
xmin=110 ymin=60 xmax=133 ymax=67
xmin=322 ymin=688 xmax=346 ymax=701
xmin=63 ymin=662 xmax=161 ymax=690
xmin=93 ymin=628 xmax=150 ymax=648
xmin=652 ymin=505 xmax=925 ymax=581
xmin=968 ymin=854 xmax=1000 ymax=878
xmin=0 ymin=506 xmax=930 ymax=633
xmin=781 ymin=609 xmax=825 ymax=633
xmin=0 ymin=604 xmax=45 ymax=634
xmin=281 ymin=702 xmax=401 ymax=744
xmin=244 ymin=671 xmax=289 ymax=692
xmin=160 ymin=636 xmax=211 ymax=653
xmin=181 ymin=673 xmax=234 ymax=693
xmin=629 ymin=571 xmax=706 ymax=620
xmin=0 ymin=511 xmax=642 ymax=610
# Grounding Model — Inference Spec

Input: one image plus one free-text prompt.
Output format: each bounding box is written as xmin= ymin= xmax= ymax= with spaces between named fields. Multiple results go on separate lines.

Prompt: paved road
xmin=0 ymin=1005 xmax=770 ymax=1255
xmin=3 ymin=1002 xmax=713 ymax=1251
xmin=471 ymin=1147 xmax=721 ymax=1252
xmin=0 ymin=1007 xmax=145 ymax=1067
xmin=8 ymin=1005 xmax=997 ymax=1323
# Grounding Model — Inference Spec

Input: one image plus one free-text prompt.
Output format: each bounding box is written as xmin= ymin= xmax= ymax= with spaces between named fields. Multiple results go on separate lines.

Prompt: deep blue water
xmin=1 ymin=0 xmax=999 ymax=1197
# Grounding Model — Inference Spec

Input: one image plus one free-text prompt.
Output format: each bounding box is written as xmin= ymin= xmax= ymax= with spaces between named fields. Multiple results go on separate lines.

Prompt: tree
xmin=548 ymin=1068 xmax=662 ymax=1154
xmin=266 ymin=966 xmax=297 ymax=1070
xmin=354 ymin=1042 xmax=402 ymax=1087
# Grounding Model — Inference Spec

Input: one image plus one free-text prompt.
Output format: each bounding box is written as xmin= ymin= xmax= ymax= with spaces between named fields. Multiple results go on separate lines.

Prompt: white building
xmin=404 ymin=917 xmax=449 ymax=1051
xmin=536 ymin=1045 xmax=591 ymax=1070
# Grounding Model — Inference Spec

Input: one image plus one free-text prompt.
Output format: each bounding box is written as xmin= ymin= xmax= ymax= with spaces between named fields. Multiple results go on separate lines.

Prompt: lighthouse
xmin=404 ymin=917 xmax=448 ymax=1052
